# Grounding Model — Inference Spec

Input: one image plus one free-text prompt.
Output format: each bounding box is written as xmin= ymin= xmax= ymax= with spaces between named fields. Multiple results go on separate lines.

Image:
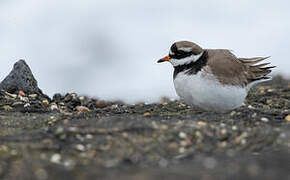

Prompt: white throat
xmin=170 ymin=51 xmax=204 ymax=67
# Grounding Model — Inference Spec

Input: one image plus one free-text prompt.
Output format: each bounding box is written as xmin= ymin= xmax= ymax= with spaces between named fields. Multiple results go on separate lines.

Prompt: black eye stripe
xmin=170 ymin=50 xmax=192 ymax=59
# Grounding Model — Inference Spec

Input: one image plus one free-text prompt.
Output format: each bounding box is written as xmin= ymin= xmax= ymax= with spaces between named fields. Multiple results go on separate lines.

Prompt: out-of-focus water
xmin=0 ymin=0 xmax=289 ymax=103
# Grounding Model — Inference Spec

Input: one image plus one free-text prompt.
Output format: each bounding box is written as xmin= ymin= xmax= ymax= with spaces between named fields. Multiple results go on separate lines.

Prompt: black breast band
xmin=173 ymin=50 xmax=208 ymax=79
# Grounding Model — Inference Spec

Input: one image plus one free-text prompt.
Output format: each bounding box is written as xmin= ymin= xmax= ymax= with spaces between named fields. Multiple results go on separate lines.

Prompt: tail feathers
xmin=239 ymin=56 xmax=270 ymax=65
xmin=239 ymin=56 xmax=276 ymax=86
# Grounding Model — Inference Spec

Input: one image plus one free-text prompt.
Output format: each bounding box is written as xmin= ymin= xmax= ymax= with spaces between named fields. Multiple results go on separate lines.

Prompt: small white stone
xmin=252 ymin=113 xmax=257 ymax=118
xmin=29 ymin=94 xmax=38 ymax=98
xmin=279 ymin=133 xmax=286 ymax=138
xmin=85 ymin=134 xmax=93 ymax=139
xmin=50 ymin=154 xmax=61 ymax=163
xmin=63 ymin=159 xmax=75 ymax=169
xmin=55 ymin=127 xmax=64 ymax=134
xmin=261 ymin=117 xmax=269 ymax=122
xmin=179 ymin=147 xmax=186 ymax=153
xmin=248 ymin=105 xmax=254 ymax=109
xmin=179 ymin=132 xmax=187 ymax=139
xmin=221 ymin=129 xmax=227 ymax=135
xmin=68 ymin=127 xmax=78 ymax=132
xmin=232 ymin=126 xmax=238 ymax=131
xmin=241 ymin=139 xmax=247 ymax=145
xmin=19 ymin=96 xmax=29 ymax=102
xmin=111 ymin=104 xmax=118 ymax=109
xmin=76 ymin=134 xmax=84 ymax=142
xmin=220 ymin=123 xmax=226 ymax=128
xmin=24 ymin=103 xmax=30 ymax=108
xmin=75 ymin=144 xmax=85 ymax=151
xmin=5 ymin=92 xmax=17 ymax=98
xmin=79 ymin=96 xmax=85 ymax=101
xmin=50 ymin=104 xmax=58 ymax=111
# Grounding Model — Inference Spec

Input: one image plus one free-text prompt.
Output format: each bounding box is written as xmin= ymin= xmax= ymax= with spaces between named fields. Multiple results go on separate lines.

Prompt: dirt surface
xmin=0 ymin=76 xmax=290 ymax=180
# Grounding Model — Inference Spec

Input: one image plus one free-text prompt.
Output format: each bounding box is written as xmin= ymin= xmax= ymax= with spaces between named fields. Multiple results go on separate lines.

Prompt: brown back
xmin=205 ymin=49 xmax=273 ymax=87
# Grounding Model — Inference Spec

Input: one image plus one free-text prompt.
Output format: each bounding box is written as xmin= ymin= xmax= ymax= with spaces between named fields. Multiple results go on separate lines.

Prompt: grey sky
xmin=0 ymin=0 xmax=289 ymax=103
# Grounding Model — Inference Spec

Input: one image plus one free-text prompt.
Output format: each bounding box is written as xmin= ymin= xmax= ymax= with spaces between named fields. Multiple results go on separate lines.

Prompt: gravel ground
xmin=0 ymin=76 xmax=289 ymax=180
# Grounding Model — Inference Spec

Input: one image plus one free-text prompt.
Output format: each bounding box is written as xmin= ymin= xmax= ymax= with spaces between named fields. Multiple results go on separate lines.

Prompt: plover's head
xmin=158 ymin=41 xmax=204 ymax=67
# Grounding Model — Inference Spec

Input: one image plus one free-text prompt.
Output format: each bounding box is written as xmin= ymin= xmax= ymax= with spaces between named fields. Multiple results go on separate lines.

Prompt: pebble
xmin=63 ymin=159 xmax=75 ymax=169
xmin=179 ymin=147 xmax=186 ymax=153
xmin=12 ymin=101 xmax=23 ymax=106
xmin=111 ymin=104 xmax=118 ymax=109
xmin=50 ymin=154 xmax=61 ymax=163
xmin=2 ymin=105 xmax=13 ymax=111
xmin=160 ymin=124 xmax=168 ymax=130
xmin=42 ymin=99 xmax=49 ymax=105
xmin=151 ymin=121 xmax=158 ymax=129
xmin=179 ymin=132 xmax=187 ymax=139
xmin=10 ymin=149 xmax=18 ymax=156
xmin=219 ymin=141 xmax=227 ymax=148
xmin=50 ymin=103 xmax=58 ymax=111
xmin=29 ymin=94 xmax=38 ymax=98
xmin=19 ymin=95 xmax=29 ymax=102
xmin=75 ymin=144 xmax=85 ymax=152
xmin=55 ymin=127 xmax=64 ymax=135
xmin=0 ymin=145 xmax=8 ymax=152
xmin=220 ymin=123 xmax=226 ymax=128
xmin=261 ymin=117 xmax=269 ymax=122
xmin=266 ymin=99 xmax=272 ymax=105
xmin=5 ymin=92 xmax=17 ymax=98
xmin=76 ymin=106 xmax=90 ymax=112
xmin=232 ymin=126 xmax=238 ymax=131
xmin=285 ymin=115 xmax=290 ymax=122
xmin=241 ymin=139 xmax=247 ymax=145
xmin=18 ymin=91 xmax=26 ymax=96
xmin=248 ymin=105 xmax=254 ymax=109
xmin=143 ymin=112 xmax=151 ymax=116
xmin=68 ymin=127 xmax=78 ymax=132
xmin=71 ymin=92 xmax=77 ymax=99
xmin=79 ymin=96 xmax=85 ymax=101
xmin=52 ymin=93 xmax=62 ymax=103
xmin=221 ymin=129 xmax=227 ymax=135
xmin=197 ymin=121 xmax=207 ymax=127
xmin=76 ymin=134 xmax=84 ymax=142
xmin=252 ymin=113 xmax=257 ymax=118
xmin=230 ymin=111 xmax=236 ymax=116
xmin=122 ymin=132 xmax=129 ymax=138
xmin=180 ymin=138 xmax=191 ymax=147
xmin=96 ymin=100 xmax=107 ymax=108
xmin=85 ymin=134 xmax=93 ymax=139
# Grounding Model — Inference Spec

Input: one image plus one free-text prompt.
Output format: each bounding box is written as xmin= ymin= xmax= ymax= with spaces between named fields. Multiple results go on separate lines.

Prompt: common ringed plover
xmin=157 ymin=41 xmax=275 ymax=111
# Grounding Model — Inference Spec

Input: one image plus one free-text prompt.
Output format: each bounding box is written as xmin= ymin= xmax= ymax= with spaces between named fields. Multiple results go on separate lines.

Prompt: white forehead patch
xmin=178 ymin=47 xmax=192 ymax=52
xmin=170 ymin=51 xmax=204 ymax=66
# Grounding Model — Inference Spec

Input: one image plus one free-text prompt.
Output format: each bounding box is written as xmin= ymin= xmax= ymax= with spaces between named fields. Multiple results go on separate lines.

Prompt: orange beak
xmin=157 ymin=55 xmax=170 ymax=63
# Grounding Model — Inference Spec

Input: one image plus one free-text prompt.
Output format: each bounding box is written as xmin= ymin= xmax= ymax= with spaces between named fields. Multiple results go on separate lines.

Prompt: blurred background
xmin=0 ymin=0 xmax=289 ymax=103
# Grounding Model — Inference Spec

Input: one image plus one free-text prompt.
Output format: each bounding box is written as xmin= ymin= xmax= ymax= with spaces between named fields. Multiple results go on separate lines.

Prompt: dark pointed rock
xmin=0 ymin=60 xmax=49 ymax=99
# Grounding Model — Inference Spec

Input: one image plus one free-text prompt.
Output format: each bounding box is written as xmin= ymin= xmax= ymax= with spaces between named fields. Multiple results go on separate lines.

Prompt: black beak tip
xmin=157 ymin=59 xmax=164 ymax=63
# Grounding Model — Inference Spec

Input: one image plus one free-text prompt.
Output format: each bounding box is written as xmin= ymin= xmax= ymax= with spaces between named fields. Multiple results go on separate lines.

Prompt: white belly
xmin=173 ymin=71 xmax=248 ymax=112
